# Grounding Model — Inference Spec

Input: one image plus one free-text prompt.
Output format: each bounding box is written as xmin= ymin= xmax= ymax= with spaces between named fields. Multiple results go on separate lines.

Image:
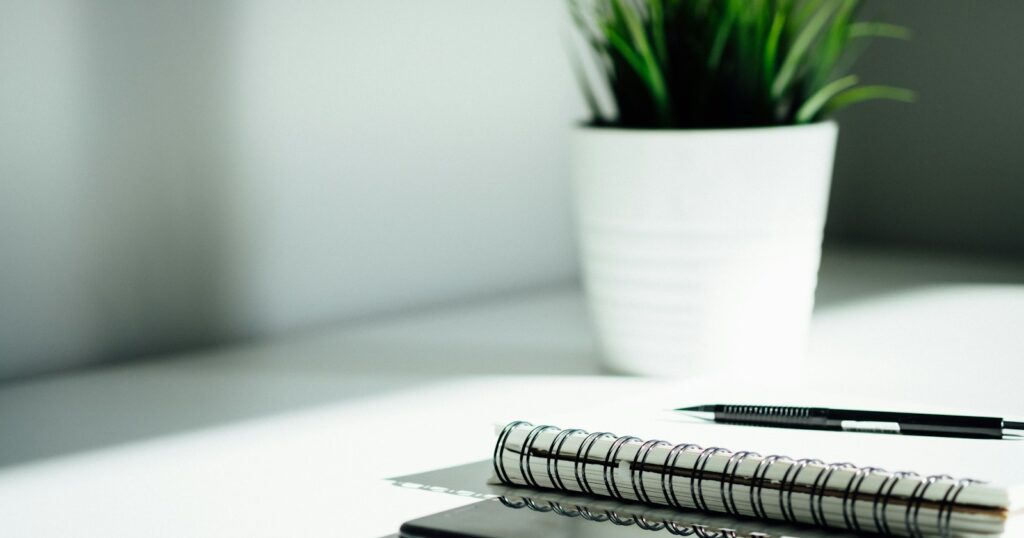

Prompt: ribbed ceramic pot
xmin=573 ymin=122 xmax=838 ymax=377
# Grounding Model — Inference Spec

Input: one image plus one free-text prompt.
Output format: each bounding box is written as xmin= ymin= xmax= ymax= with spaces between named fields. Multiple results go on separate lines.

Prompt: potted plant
xmin=569 ymin=0 xmax=912 ymax=376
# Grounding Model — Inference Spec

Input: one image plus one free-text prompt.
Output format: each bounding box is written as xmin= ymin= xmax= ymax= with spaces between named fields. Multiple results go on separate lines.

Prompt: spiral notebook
xmin=491 ymin=418 xmax=1024 ymax=537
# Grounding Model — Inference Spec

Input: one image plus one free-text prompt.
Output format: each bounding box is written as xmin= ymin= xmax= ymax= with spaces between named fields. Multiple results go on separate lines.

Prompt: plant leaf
xmin=613 ymin=0 xmax=670 ymax=122
xmin=809 ymin=0 xmax=856 ymax=93
xmin=763 ymin=10 xmax=785 ymax=90
xmin=568 ymin=39 xmax=605 ymax=124
xmin=825 ymin=85 xmax=917 ymax=115
xmin=649 ymin=0 xmax=668 ymax=65
xmin=602 ymin=25 xmax=650 ymax=84
xmin=848 ymin=22 xmax=912 ymax=40
xmin=771 ymin=1 xmax=841 ymax=99
xmin=795 ymin=74 xmax=859 ymax=123
xmin=708 ymin=1 xmax=737 ymax=71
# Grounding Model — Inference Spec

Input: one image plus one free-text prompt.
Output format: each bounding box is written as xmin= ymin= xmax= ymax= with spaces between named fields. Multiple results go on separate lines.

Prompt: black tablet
xmin=401 ymin=498 xmax=693 ymax=538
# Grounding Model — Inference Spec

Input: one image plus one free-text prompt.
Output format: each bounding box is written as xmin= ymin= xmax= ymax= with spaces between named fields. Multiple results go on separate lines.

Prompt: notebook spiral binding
xmin=493 ymin=421 xmax=982 ymax=538
xmin=497 ymin=494 xmax=761 ymax=538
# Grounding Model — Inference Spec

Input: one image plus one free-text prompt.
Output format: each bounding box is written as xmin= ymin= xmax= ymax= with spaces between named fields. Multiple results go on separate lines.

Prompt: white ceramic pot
xmin=572 ymin=122 xmax=838 ymax=378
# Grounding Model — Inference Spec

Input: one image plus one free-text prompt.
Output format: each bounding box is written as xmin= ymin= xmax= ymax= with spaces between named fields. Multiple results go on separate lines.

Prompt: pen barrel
xmin=877 ymin=413 xmax=1004 ymax=439
xmin=715 ymin=405 xmax=834 ymax=429
xmin=713 ymin=406 xmax=1007 ymax=438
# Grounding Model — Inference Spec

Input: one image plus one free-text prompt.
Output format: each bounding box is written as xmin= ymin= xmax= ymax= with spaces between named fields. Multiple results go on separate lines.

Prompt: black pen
xmin=675 ymin=404 xmax=1024 ymax=439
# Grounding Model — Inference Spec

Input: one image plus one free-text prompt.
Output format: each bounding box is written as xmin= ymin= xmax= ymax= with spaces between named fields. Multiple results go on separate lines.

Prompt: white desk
xmin=1 ymin=245 xmax=1022 ymax=537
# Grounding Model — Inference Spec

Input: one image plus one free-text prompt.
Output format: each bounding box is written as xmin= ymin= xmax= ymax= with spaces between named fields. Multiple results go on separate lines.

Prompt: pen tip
xmin=674 ymin=405 xmax=715 ymax=412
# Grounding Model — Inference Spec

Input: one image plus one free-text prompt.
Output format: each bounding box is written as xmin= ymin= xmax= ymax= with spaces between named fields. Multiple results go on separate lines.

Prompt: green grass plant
xmin=570 ymin=0 xmax=914 ymax=128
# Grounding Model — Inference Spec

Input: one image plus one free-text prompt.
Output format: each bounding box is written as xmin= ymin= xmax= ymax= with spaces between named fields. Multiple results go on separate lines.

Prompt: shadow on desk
xmin=2 ymin=244 xmax=1022 ymax=470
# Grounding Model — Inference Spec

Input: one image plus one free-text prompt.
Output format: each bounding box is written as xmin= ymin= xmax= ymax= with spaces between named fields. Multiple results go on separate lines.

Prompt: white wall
xmin=0 ymin=0 xmax=583 ymax=380
xmin=1 ymin=1 xmax=94 ymax=378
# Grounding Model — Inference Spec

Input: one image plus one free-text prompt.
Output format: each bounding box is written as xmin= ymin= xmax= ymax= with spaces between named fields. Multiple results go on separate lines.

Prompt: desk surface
xmin=1 ymin=245 xmax=1022 ymax=537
